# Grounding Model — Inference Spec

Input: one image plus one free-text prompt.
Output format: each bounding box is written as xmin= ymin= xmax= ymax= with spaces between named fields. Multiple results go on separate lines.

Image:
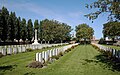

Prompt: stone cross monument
xmin=32 ymin=29 xmax=40 ymax=45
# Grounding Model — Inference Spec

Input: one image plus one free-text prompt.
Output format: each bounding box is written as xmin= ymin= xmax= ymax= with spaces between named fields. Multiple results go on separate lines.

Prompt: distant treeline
xmin=0 ymin=7 xmax=72 ymax=44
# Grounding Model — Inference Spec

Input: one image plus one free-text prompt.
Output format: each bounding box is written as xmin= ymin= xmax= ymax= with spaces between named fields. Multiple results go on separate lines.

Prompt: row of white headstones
xmin=35 ymin=43 xmax=79 ymax=63
xmin=91 ymin=43 xmax=120 ymax=58
xmin=0 ymin=43 xmax=67 ymax=55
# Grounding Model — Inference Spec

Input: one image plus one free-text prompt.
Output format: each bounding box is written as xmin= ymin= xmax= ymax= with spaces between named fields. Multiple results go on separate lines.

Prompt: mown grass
xmin=0 ymin=45 xmax=120 ymax=75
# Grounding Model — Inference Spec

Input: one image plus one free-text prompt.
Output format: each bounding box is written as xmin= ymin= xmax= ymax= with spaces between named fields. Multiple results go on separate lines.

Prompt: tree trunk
xmin=18 ymin=40 xmax=20 ymax=44
xmin=84 ymin=38 xmax=86 ymax=45
xmin=61 ymin=40 xmax=62 ymax=45
xmin=112 ymin=38 xmax=115 ymax=42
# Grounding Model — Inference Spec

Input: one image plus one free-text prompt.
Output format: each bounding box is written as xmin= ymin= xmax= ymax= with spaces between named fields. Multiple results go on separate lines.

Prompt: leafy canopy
xmin=85 ymin=0 xmax=120 ymax=22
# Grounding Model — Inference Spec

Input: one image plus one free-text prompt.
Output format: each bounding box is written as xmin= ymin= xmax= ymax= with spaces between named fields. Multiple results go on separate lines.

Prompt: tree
xmin=7 ymin=12 xmax=17 ymax=42
xmin=21 ymin=18 xmax=27 ymax=42
xmin=75 ymin=24 xmax=94 ymax=44
xmin=85 ymin=0 xmax=120 ymax=21
xmin=27 ymin=19 xmax=33 ymax=43
xmin=40 ymin=19 xmax=72 ymax=43
xmin=0 ymin=9 xmax=2 ymax=41
xmin=103 ymin=21 xmax=120 ymax=41
xmin=34 ymin=19 xmax=39 ymax=29
xmin=16 ymin=17 xmax=21 ymax=43
xmin=1 ymin=7 xmax=9 ymax=42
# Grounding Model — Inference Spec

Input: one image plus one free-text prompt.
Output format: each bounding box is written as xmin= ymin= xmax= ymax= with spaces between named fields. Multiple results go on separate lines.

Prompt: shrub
xmin=26 ymin=48 xmax=33 ymax=52
xmin=27 ymin=61 xmax=43 ymax=68
xmin=65 ymin=49 xmax=69 ymax=53
xmin=42 ymin=47 xmax=46 ymax=49
xmin=0 ymin=52 xmax=4 ymax=58
xmin=59 ymin=52 xmax=64 ymax=56
xmin=51 ymin=55 xmax=59 ymax=60
xmin=98 ymin=38 xmax=105 ymax=44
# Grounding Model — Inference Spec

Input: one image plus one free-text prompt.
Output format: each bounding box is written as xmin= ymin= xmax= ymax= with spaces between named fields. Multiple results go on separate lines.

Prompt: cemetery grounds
xmin=0 ymin=45 xmax=120 ymax=75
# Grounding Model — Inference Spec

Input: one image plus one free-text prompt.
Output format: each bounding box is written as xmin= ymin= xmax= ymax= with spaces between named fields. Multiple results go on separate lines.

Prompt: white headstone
xmin=36 ymin=53 xmax=39 ymax=61
xmin=44 ymin=51 xmax=48 ymax=62
xmin=42 ymin=51 xmax=45 ymax=59
xmin=13 ymin=47 xmax=17 ymax=54
xmin=49 ymin=50 xmax=52 ymax=57
xmin=7 ymin=47 xmax=12 ymax=55
xmin=38 ymin=53 xmax=42 ymax=63
xmin=2 ymin=48 xmax=6 ymax=55
xmin=18 ymin=47 xmax=22 ymax=52
xmin=22 ymin=47 xmax=26 ymax=52
xmin=52 ymin=49 xmax=55 ymax=56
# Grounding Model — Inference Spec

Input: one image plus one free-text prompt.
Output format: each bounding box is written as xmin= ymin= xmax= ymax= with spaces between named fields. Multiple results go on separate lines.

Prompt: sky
xmin=0 ymin=0 xmax=109 ymax=39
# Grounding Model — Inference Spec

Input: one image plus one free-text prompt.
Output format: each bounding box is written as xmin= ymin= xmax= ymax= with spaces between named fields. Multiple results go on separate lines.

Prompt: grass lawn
xmin=0 ymin=45 xmax=120 ymax=75
xmin=103 ymin=45 xmax=120 ymax=50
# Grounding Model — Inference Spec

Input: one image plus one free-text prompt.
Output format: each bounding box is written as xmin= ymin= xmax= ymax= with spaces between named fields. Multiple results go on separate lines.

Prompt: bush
xmin=98 ymin=38 xmax=105 ymax=44
xmin=42 ymin=47 xmax=46 ymax=49
xmin=51 ymin=55 xmax=59 ymax=60
xmin=65 ymin=49 xmax=70 ymax=53
xmin=59 ymin=52 xmax=64 ymax=56
xmin=27 ymin=61 xmax=43 ymax=68
xmin=26 ymin=48 xmax=33 ymax=52
xmin=71 ymin=46 xmax=75 ymax=49
xmin=0 ymin=52 xmax=4 ymax=58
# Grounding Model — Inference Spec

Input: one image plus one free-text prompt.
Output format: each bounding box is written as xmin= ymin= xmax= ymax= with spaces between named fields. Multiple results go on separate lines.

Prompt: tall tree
xmin=16 ymin=17 xmax=21 ymax=43
xmin=75 ymin=24 xmax=94 ymax=43
xmin=103 ymin=21 xmax=120 ymax=41
xmin=85 ymin=0 xmax=120 ymax=21
xmin=1 ymin=7 xmax=9 ymax=42
xmin=0 ymin=9 xmax=2 ymax=41
xmin=34 ymin=19 xmax=39 ymax=29
xmin=40 ymin=19 xmax=72 ymax=43
xmin=21 ymin=18 xmax=27 ymax=42
xmin=27 ymin=19 xmax=33 ymax=43
xmin=7 ymin=12 xmax=17 ymax=42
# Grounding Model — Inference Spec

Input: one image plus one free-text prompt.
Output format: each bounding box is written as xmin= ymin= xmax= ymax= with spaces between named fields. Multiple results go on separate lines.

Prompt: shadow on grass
xmin=0 ymin=64 xmax=17 ymax=72
xmin=95 ymin=53 xmax=120 ymax=72
xmin=83 ymin=53 xmax=120 ymax=72
xmin=82 ymin=59 xmax=99 ymax=65
xmin=24 ymin=71 xmax=35 ymax=75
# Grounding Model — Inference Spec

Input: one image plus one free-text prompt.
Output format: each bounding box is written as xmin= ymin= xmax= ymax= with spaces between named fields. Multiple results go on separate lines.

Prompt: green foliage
xmin=85 ymin=0 xmax=120 ymax=21
xmin=103 ymin=22 xmax=120 ymax=41
xmin=98 ymin=38 xmax=105 ymax=44
xmin=26 ymin=48 xmax=33 ymax=52
xmin=58 ymin=52 xmax=64 ymax=56
xmin=27 ymin=61 xmax=43 ymax=68
xmin=0 ymin=6 xmax=72 ymax=43
xmin=75 ymin=24 xmax=94 ymax=43
xmin=51 ymin=55 xmax=59 ymax=60
xmin=0 ymin=7 xmax=9 ymax=42
xmin=21 ymin=18 xmax=27 ymax=42
xmin=16 ymin=17 xmax=21 ymax=42
xmin=27 ymin=19 xmax=33 ymax=42
xmin=34 ymin=19 xmax=39 ymax=29
xmin=40 ymin=19 xmax=72 ymax=43
xmin=7 ymin=12 xmax=17 ymax=42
